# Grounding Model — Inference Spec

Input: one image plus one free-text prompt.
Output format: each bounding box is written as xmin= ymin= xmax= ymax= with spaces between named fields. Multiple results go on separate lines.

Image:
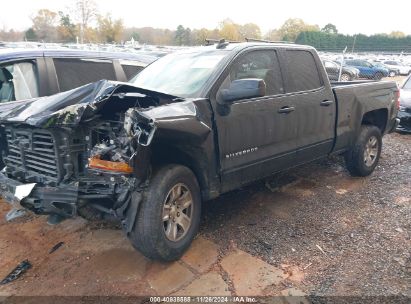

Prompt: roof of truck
xmin=165 ymin=42 xmax=314 ymax=57
xmin=205 ymin=41 xmax=313 ymax=51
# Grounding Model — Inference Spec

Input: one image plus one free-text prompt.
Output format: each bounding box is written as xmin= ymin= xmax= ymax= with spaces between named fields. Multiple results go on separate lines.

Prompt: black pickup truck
xmin=0 ymin=41 xmax=400 ymax=261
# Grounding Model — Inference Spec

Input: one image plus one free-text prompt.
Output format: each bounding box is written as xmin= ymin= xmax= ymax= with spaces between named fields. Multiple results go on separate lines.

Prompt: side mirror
xmin=220 ymin=78 xmax=266 ymax=103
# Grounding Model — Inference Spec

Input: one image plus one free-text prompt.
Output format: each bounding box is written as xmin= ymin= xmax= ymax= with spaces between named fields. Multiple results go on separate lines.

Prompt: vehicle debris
xmin=49 ymin=242 xmax=65 ymax=254
xmin=0 ymin=260 xmax=32 ymax=285
xmin=303 ymin=263 xmax=313 ymax=270
xmin=316 ymin=245 xmax=327 ymax=256
xmin=5 ymin=208 xmax=26 ymax=222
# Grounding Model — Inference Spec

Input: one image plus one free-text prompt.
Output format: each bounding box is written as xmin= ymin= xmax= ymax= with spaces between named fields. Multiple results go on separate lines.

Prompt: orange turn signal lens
xmin=88 ymin=156 xmax=133 ymax=174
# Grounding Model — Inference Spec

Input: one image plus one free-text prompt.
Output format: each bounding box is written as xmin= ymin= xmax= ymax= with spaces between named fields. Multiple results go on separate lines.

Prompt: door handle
xmin=321 ymin=100 xmax=334 ymax=106
xmin=278 ymin=106 xmax=295 ymax=114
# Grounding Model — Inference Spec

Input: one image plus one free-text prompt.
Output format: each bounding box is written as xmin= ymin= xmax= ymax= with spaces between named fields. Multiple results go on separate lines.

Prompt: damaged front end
xmin=0 ymin=80 xmax=176 ymax=228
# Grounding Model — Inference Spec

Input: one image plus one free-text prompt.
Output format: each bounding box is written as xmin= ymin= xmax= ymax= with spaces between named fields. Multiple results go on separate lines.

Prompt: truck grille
xmin=4 ymin=127 xmax=60 ymax=182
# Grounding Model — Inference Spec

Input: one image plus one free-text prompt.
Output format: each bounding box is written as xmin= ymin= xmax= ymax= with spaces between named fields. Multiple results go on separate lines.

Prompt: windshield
xmin=131 ymin=50 xmax=229 ymax=97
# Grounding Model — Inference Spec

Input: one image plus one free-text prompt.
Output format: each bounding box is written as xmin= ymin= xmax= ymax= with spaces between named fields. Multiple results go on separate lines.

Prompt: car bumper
xmin=0 ymin=173 xmax=79 ymax=217
xmin=397 ymin=111 xmax=411 ymax=133
xmin=387 ymin=117 xmax=400 ymax=133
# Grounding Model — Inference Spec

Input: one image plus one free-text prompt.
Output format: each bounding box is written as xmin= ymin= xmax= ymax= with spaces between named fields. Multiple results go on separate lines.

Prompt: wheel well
xmin=361 ymin=109 xmax=388 ymax=133
xmin=150 ymin=143 xmax=210 ymax=199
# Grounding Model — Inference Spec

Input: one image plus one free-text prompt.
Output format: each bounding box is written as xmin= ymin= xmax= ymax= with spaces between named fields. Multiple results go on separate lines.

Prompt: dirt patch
xmin=0 ymin=133 xmax=410 ymax=297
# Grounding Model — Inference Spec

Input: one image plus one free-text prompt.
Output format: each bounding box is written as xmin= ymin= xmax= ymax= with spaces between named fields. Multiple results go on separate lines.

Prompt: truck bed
xmin=331 ymin=80 xmax=398 ymax=153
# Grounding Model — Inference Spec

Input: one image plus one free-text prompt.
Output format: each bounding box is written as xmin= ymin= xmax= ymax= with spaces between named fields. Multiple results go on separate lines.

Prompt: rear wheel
xmin=344 ymin=125 xmax=382 ymax=177
xmin=127 ymin=164 xmax=201 ymax=261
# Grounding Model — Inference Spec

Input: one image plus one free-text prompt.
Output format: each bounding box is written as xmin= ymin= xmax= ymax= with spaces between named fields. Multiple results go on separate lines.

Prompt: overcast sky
xmin=0 ymin=0 xmax=410 ymax=36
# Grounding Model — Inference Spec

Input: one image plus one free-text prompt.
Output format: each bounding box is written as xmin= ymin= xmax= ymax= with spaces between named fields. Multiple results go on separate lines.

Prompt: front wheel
xmin=127 ymin=164 xmax=201 ymax=261
xmin=344 ymin=125 xmax=382 ymax=177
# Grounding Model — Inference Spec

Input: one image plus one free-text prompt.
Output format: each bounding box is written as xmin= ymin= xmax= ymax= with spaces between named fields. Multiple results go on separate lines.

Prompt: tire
xmin=340 ymin=73 xmax=351 ymax=81
xmin=389 ymin=71 xmax=396 ymax=77
xmin=374 ymin=72 xmax=383 ymax=80
xmin=128 ymin=164 xmax=201 ymax=261
xmin=344 ymin=125 xmax=382 ymax=177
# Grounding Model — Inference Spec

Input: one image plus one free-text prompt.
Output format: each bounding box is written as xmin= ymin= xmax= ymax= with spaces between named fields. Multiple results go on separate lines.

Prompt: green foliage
xmin=278 ymin=18 xmax=319 ymax=42
xmin=57 ymin=11 xmax=77 ymax=42
xmin=31 ymin=9 xmax=58 ymax=42
xmin=97 ymin=14 xmax=124 ymax=43
xmin=321 ymin=23 xmax=338 ymax=34
xmin=24 ymin=28 xmax=37 ymax=41
xmin=5 ymin=10 xmax=409 ymax=51
xmin=130 ymin=31 xmax=140 ymax=41
xmin=174 ymin=25 xmax=192 ymax=45
xmin=296 ymin=31 xmax=411 ymax=52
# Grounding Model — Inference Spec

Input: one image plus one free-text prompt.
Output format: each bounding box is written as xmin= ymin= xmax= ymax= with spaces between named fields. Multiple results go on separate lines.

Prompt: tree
xmin=97 ymin=14 xmax=124 ymax=43
xmin=175 ymin=25 xmax=186 ymax=45
xmin=0 ymin=28 xmax=24 ymax=42
xmin=57 ymin=11 xmax=77 ymax=42
xmin=264 ymin=29 xmax=282 ymax=41
xmin=182 ymin=27 xmax=192 ymax=45
xmin=191 ymin=28 xmax=210 ymax=45
xmin=73 ymin=0 xmax=97 ymax=43
xmin=24 ymin=28 xmax=37 ymax=41
xmin=31 ymin=9 xmax=58 ymax=42
xmin=389 ymin=31 xmax=405 ymax=38
xmin=278 ymin=18 xmax=319 ymax=42
xmin=219 ymin=19 xmax=241 ymax=41
xmin=239 ymin=23 xmax=261 ymax=40
xmin=321 ymin=23 xmax=338 ymax=34
xmin=129 ymin=31 xmax=140 ymax=41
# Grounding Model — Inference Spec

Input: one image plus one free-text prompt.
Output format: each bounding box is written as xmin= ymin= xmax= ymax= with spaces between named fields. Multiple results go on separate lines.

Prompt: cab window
xmin=285 ymin=50 xmax=322 ymax=92
xmin=53 ymin=58 xmax=116 ymax=92
xmin=217 ymin=50 xmax=284 ymax=100
xmin=0 ymin=61 xmax=39 ymax=102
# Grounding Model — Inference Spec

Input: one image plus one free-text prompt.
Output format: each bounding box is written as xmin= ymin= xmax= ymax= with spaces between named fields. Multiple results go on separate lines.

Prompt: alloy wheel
xmin=364 ymin=136 xmax=379 ymax=167
xmin=162 ymin=183 xmax=193 ymax=242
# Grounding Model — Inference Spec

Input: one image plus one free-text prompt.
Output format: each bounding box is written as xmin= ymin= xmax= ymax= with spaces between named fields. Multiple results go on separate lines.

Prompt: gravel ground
xmin=0 ymin=132 xmax=409 ymax=298
xmin=201 ymin=132 xmax=410 ymax=296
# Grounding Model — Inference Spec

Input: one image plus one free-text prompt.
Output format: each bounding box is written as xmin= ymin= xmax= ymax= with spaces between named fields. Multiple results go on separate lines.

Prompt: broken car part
xmin=49 ymin=242 xmax=65 ymax=254
xmin=5 ymin=208 xmax=27 ymax=222
xmin=0 ymin=260 xmax=32 ymax=285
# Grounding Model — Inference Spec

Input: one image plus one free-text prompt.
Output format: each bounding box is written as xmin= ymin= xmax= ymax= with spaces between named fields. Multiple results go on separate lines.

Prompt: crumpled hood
xmin=0 ymin=80 xmax=176 ymax=127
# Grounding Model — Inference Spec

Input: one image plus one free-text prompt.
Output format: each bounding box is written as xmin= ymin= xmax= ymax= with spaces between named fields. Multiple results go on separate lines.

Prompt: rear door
xmin=211 ymin=48 xmax=299 ymax=192
xmin=281 ymin=49 xmax=336 ymax=163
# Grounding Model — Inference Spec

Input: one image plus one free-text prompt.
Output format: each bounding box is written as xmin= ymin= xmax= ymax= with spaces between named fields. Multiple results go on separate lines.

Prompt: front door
xmin=211 ymin=49 xmax=299 ymax=192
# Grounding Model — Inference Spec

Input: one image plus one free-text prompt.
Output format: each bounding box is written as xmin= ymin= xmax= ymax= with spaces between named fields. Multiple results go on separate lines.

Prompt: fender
xmin=129 ymin=99 xmax=221 ymax=200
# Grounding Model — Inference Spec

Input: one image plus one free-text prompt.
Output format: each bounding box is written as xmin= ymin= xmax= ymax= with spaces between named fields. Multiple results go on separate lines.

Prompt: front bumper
xmin=397 ymin=111 xmax=411 ymax=133
xmin=0 ymin=173 xmax=79 ymax=217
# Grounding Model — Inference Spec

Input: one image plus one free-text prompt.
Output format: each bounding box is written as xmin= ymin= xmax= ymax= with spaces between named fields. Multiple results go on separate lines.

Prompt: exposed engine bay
xmin=0 ymin=81 xmax=183 ymax=227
